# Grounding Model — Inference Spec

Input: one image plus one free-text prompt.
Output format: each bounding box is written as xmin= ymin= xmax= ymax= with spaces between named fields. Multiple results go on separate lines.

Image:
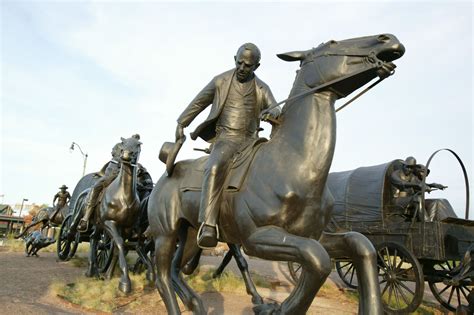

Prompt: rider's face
xmin=234 ymin=49 xmax=259 ymax=83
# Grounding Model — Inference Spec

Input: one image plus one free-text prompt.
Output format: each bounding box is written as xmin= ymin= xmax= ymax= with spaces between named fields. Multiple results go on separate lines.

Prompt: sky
xmin=1 ymin=1 xmax=472 ymax=218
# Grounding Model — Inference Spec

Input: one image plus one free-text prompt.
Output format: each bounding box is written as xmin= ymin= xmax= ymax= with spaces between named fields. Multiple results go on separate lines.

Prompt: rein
xmin=260 ymin=54 xmax=396 ymax=119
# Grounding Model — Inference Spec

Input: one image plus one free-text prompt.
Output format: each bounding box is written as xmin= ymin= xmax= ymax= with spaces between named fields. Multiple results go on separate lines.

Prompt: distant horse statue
xmin=16 ymin=205 xmax=68 ymax=239
xmin=83 ymin=136 xmax=153 ymax=293
xmin=23 ymin=230 xmax=56 ymax=257
xmin=148 ymin=34 xmax=405 ymax=314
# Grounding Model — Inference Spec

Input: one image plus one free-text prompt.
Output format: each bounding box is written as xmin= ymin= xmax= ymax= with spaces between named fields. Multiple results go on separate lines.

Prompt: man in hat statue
xmin=50 ymin=184 xmax=71 ymax=222
xmin=173 ymin=43 xmax=280 ymax=248
xmin=390 ymin=156 xmax=446 ymax=220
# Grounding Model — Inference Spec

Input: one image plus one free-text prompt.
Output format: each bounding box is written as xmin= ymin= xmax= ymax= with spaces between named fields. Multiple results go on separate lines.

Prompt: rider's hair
xmin=237 ymin=43 xmax=261 ymax=63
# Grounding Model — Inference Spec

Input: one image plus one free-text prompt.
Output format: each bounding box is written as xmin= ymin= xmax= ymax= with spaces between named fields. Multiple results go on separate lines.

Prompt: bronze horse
xmin=16 ymin=205 xmax=68 ymax=239
xmin=148 ymin=34 xmax=405 ymax=314
xmin=84 ymin=136 xmax=153 ymax=293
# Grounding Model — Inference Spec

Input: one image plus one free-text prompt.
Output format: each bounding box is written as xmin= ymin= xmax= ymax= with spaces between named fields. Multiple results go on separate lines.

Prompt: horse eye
xmin=377 ymin=34 xmax=390 ymax=42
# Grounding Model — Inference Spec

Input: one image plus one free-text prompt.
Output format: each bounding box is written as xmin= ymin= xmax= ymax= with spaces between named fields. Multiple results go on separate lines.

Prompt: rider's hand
xmin=175 ymin=123 xmax=185 ymax=142
xmin=261 ymin=107 xmax=281 ymax=122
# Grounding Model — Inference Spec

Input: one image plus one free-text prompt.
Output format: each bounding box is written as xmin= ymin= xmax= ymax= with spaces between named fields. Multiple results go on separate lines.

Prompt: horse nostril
xmin=377 ymin=34 xmax=390 ymax=43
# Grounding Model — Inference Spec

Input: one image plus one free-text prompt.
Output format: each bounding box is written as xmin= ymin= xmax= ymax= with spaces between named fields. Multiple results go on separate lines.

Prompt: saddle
xmin=181 ymin=137 xmax=267 ymax=192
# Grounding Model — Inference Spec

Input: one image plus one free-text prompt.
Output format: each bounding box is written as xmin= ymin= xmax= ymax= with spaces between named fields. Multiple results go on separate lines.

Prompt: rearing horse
xmin=148 ymin=34 xmax=405 ymax=314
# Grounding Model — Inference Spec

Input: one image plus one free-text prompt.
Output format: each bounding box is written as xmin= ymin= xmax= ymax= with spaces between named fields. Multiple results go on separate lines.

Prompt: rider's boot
xmin=77 ymin=201 xmax=94 ymax=232
xmin=197 ymin=223 xmax=218 ymax=248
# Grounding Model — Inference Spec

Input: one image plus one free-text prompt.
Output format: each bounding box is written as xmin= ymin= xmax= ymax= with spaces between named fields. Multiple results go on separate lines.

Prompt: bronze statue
xmin=16 ymin=186 xmax=71 ymax=239
xmin=74 ymin=142 xmax=123 ymax=232
xmin=174 ymin=43 xmax=281 ymax=248
xmin=148 ymin=34 xmax=405 ymax=314
xmin=24 ymin=230 xmax=55 ymax=257
xmin=390 ymin=156 xmax=446 ymax=220
xmin=82 ymin=135 xmax=152 ymax=293
xmin=51 ymin=185 xmax=71 ymax=222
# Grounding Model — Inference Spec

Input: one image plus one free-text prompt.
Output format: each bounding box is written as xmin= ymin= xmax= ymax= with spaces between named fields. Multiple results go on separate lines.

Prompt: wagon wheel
xmin=335 ymin=260 xmax=358 ymax=289
xmin=428 ymin=260 xmax=472 ymax=312
xmin=377 ymin=242 xmax=424 ymax=314
xmin=57 ymin=214 xmax=79 ymax=261
xmin=287 ymin=261 xmax=302 ymax=285
xmin=97 ymin=231 xmax=114 ymax=273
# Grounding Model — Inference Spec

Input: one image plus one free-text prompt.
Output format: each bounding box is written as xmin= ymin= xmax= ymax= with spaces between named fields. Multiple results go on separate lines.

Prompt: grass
xmin=1 ymin=233 xmax=90 ymax=254
xmin=49 ymin=273 xmax=151 ymax=313
xmin=50 ymin=267 xmax=273 ymax=313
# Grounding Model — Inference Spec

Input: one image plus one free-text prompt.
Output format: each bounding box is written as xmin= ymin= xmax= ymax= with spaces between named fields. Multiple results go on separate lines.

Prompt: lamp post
xmin=70 ymin=142 xmax=88 ymax=176
xmin=17 ymin=198 xmax=28 ymax=234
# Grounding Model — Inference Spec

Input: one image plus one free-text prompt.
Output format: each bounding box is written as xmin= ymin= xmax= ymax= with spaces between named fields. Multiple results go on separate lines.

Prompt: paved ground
xmin=0 ymin=247 xmax=359 ymax=314
xmin=0 ymin=249 xmax=87 ymax=314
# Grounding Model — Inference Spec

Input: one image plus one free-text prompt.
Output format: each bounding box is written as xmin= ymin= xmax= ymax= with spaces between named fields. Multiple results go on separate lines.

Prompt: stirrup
xmin=77 ymin=219 xmax=89 ymax=232
xmin=196 ymin=223 xmax=220 ymax=250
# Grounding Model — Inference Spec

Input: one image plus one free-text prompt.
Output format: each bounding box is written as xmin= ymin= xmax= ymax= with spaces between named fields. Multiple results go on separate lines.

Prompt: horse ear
xmin=121 ymin=137 xmax=125 ymax=142
xmin=277 ymin=51 xmax=306 ymax=62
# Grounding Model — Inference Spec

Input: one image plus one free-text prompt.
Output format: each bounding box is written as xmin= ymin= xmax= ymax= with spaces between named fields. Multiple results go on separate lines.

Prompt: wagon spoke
xmin=343 ymin=264 xmax=354 ymax=279
xmin=460 ymin=286 xmax=470 ymax=299
xmin=295 ymin=264 xmax=302 ymax=273
xmin=349 ymin=266 xmax=356 ymax=284
xmin=392 ymin=249 xmax=398 ymax=270
xmin=384 ymin=247 xmax=393 ymax=270
xmin=393 ymin=282 xmax=402 ymax=309
xmin=381 ymin=282 xmax=390 ymax=296
xmin=339 ymin=262 xmax=352 ymax=269
xmin=378 ymin=251 xmax=390 ymax=270
xmin=394 ymin=281 xmax=410 ymax=306
xmin=447 ymin=286 xmax=455 ymax=305
xmin=438 ymin=284 xmax=451 ymax=295
xmin=395 ymin=256 xmax=404 ymax=271
xmin=396 ymin=266 xmax=413 ymax=277
xmin=396 ymin=279 xmax=415 ymax=296
xmin=387 ymin=283 xmax=394 ymax=306
xmin=456 ymin=287 xmax=462 ymax=307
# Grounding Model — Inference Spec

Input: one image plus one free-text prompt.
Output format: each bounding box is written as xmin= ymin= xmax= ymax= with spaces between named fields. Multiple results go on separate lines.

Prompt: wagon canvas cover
xmin=327 ymin=161 xmax=396 ymax=223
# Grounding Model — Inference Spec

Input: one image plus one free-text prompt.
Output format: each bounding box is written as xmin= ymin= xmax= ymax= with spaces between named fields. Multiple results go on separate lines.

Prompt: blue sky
xmin=1 ymin=1 xmax=472 ymax=217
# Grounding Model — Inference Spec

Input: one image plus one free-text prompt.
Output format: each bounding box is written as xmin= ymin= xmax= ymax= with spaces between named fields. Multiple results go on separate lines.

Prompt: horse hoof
xmin=253 ymin=302 xmax=281 ymax=315
xmin=252 ymin=295 xmax=264 ymax=305
xmin=85 ymin=268 xmax=99 ymax=278
xmin=119 ymin=280 xmax=132 ymax=294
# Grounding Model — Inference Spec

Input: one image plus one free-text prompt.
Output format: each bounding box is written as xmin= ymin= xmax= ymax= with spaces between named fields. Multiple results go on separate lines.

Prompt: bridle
xmin=260 ymin=49 xmax=396 ymax=119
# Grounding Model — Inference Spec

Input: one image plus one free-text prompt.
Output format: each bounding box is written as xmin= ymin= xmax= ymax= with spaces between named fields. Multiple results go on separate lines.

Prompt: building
xmin=0 ymin=204 xmax=24 ymax=237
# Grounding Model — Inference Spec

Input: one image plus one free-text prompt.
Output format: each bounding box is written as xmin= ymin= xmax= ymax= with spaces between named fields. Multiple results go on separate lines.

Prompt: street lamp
xmin=70 ymin=142 xmax=88 ymax=176
xmin=17 ymin=198 xmax=28 ymax=234
xmin=19 ymin=198 xmax=28 ymax=218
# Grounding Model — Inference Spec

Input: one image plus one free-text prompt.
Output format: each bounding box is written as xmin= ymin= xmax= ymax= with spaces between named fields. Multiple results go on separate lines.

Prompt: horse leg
xmin=136 ymin=242 xmax=155 ymax=283
xmin=212 ymin=247 xmax=233 ymax=278
xmin=182 ymin=248 xmax=202 ymax=275
xmin=155 ymin=233 xmax=182 ymax=315
xmin=320 ymin=231 xmax=382 ymax=315
xmin=85 ymin=227 xmax=100 ymax=278
xmin=243 ymin=226 xmax=331 ymax=314
xmin=105 ymin=246 xmax=119 ymax=280
xmin=229 ymin=244 xmax=263 ymax=305
xmin=103 ymin=220 xmax=131 ymax=293
xmin=170 ymin=224 xmax=206 ymax=314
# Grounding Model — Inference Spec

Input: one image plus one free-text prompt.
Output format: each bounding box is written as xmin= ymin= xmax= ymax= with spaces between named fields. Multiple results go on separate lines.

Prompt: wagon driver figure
xmin=50 ymin=184 xmax=71 ymax=222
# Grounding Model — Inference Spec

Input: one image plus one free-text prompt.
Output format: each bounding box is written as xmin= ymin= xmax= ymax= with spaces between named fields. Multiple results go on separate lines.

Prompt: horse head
xmin=119 ymin=136 xmax=142 ymax=164
xmin=278 ymin=34 xmax=405 ymax=99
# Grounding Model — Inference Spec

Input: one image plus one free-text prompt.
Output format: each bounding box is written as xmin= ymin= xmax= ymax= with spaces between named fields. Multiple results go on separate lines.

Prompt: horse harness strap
xmin=261 ymin=56 xmax=395 ymax=118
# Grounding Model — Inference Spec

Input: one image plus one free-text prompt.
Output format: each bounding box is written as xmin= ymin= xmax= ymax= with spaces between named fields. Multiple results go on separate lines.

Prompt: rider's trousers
xmin=199 ymin=134 xmax=248 ymax=227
